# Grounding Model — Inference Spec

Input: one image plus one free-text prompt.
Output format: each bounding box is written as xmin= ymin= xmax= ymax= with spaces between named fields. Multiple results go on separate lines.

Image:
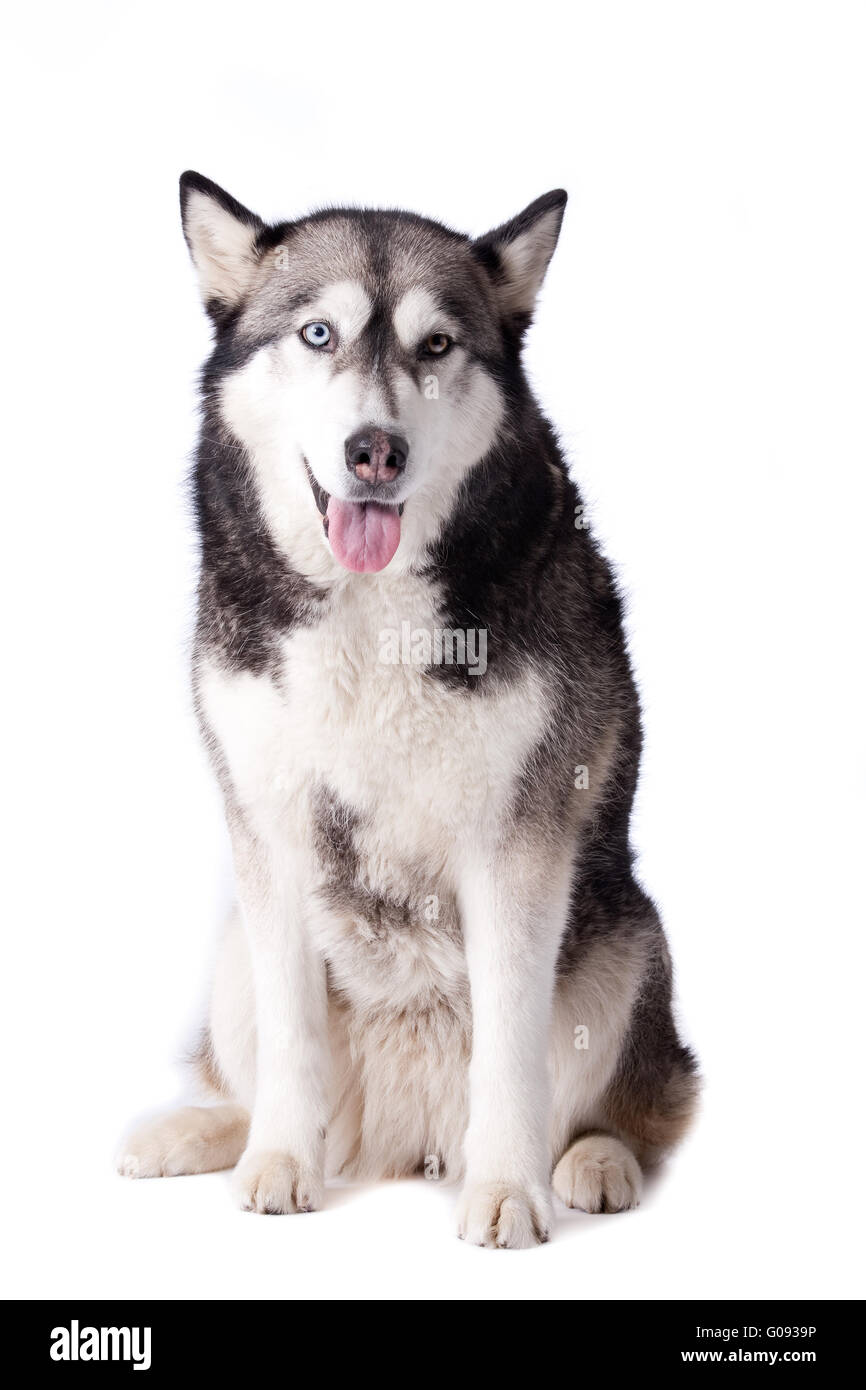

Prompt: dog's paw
xmin=456 ymin=1181 xmax=552 ymax=1249
xmin=553 ymin=1133 xmax=642 ymax=1213
xmin=233 ymin=1148 xmax=323 ymax=1215
xmin=118 ymin=1105 xmax=248 ymax=1178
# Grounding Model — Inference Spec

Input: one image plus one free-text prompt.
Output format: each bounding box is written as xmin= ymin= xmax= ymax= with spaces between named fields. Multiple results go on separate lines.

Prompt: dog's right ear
xmin=179 ymin=171 xmax=265 ymax=321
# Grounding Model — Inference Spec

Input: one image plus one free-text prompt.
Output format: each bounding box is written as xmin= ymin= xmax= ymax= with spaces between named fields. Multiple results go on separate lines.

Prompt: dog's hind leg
xmin=549 ymin=888 xmax=699 ymax=1214
xmin=119 ymin=911 xmax=255 ymax=1181
xmin=118 ymin=1104 xmax=249 ymax=1178
xmin=548 ymin=930 xmax=646 ymax=1212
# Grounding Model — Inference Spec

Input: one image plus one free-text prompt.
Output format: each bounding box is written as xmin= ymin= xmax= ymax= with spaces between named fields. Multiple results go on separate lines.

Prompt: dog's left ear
xmin=180 ymin=171 xmax=266 ymax=321
xmin=472 ymin=190 xmax=567 ymax=329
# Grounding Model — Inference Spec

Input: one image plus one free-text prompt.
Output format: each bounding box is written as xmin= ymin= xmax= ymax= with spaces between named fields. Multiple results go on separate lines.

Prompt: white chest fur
xmin=198 ymin=574 xmax=548 ymax=1009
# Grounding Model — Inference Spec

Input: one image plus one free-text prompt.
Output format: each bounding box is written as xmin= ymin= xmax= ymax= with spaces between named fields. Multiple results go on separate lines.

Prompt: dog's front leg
xmin=456 ymin=845 xmax=573 ymax=1248
xmin=230 ymin=825 xmax=329 ymax=1215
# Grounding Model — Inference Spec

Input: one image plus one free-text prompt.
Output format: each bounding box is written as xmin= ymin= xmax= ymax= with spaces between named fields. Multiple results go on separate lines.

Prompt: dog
xmin=118 ymin=172 xmax=698 ymax=1247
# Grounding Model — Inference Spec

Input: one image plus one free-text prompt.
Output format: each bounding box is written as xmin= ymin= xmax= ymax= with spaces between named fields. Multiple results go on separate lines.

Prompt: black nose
xmin=345 ymin=427 xmax=409 ymax=485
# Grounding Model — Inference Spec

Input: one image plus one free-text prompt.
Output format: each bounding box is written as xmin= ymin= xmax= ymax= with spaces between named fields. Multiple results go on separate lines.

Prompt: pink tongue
xmin=326 ymin=499 xmax=401 ymax=573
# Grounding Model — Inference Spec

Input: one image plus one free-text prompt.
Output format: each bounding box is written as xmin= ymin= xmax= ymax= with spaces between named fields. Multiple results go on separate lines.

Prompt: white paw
xmin=553 ymin=1134 xmax=642 ymax=1213
xmin=117 ymin=1105 xmax=247 ymax=1178
xmin=457 ymin=1181 xmax=552 ymax=1249
xmin=233 ymin=1148 xmax=323 ymax=1215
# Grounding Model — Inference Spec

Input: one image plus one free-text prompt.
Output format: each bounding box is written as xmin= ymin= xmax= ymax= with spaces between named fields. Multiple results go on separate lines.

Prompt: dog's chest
xmin=199 ymin=580 xmax=547 ymax=1005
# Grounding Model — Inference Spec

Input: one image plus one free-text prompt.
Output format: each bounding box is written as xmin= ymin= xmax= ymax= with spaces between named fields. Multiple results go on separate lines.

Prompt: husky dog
xmin=119 ymin=173 xmax=698 ymax=1247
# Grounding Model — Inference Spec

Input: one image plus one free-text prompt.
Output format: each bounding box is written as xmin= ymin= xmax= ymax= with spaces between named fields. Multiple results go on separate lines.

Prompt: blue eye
xmin=302 ymin=321 xmax=332 ymax=348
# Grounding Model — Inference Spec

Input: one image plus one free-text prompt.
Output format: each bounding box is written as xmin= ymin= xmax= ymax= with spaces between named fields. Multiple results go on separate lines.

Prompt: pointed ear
xmin=179 ymin=171 xmax=265 ymax=320
xmin=472 ymin=190 xmax=567 ymax=329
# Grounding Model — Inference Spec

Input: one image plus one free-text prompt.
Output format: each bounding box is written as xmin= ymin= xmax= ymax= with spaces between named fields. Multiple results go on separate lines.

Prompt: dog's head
xmin=181 ymin=173 xmax=566 ymax=577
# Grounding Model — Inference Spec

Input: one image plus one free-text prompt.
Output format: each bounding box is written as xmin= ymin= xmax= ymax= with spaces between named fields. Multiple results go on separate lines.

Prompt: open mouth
xmin=326 ymin=498 xmax=402 ymax=573
xmin=305 ymin=461 xmax=404 ymax=573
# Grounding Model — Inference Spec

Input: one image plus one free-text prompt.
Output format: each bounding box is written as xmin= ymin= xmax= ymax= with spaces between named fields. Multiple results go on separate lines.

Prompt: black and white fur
xmin=119 ymin=174 xmax=698 ymax=1247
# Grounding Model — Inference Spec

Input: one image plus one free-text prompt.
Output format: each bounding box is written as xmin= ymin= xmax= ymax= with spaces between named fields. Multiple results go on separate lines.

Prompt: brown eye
xmin=424 ymin=333 xmax=451 ymax=356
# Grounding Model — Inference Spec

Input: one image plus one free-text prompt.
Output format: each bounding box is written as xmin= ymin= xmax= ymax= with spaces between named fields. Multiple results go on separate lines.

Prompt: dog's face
xmin=181 ymin=174 xmax=565 ymax=576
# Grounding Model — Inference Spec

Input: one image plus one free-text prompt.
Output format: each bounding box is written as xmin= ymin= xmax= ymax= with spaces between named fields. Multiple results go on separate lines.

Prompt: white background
xmin=3 ymin=1 xmax=864 ymax=1301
